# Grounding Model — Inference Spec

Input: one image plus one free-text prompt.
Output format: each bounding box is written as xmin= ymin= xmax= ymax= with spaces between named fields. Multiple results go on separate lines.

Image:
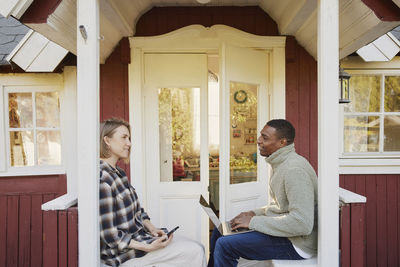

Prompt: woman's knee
xmin=175 ymin=237 xmax=205 ymax=256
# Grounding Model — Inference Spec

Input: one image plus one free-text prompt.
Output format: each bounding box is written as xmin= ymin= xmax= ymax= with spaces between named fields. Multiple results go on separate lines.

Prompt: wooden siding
xmin=135 ymin=6 xmax=278 ymax=37
xmin=0 ymin=174 xmax=69 ymax=267
xmin=340 ymin=203 xmax=367 ymax=267
xmin=100 ymin=37 xmax=131 ymax=178
xmin=285 ymin=36 xmax=318 ymax=172
xmin=21 ymin=0 xmax=62 ymax=24
xmin=361 ymin=0 xmax=400 ymax=21
xmin=340 ymin=174 xmax=400 ymax=267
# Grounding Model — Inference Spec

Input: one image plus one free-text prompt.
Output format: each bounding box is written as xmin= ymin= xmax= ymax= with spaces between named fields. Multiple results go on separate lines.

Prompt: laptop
xmin=199 ymin=195 xmax=254 ymax=236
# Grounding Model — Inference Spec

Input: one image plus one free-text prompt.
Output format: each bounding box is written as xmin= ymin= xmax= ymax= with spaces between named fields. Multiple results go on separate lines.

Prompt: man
xmin=208 ymin=119 xmax=318 ymax=267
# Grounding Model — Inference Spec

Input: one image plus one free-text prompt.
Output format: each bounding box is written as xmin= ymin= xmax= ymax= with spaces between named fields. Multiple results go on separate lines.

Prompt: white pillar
xmin=317 ymin=0 xmax=339 ymax=266
xmin=77 ymin=0 xmax=100 ymax=266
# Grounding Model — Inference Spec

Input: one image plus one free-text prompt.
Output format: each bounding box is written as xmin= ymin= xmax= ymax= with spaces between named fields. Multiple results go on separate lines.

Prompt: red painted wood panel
xmin=21 ymin=0 xmax=62 ymax=23
xmin=6 ymin=196 xmax=19 ymax=267
xmin=135 ymin=7 xmax=278 ymax=37
xmin=297 ymin=48 xmax=311 ymax=160
xmin=376 ymin=176 xmax=387 ymax=267
xmin=341 ymin=174 xmax=400 ymax=267
xmin=30 ymin=194 xmax=43 ymax=267
xmin=398 ymin=177 xmax=400 ymax=267
xmin=285 ymin=37 xmax=318 ymax=172
xmin=0 ymin=196 xmax=6 ymax=267
xmin=18 ymin=195 xmax=31 ymax=267
xmin=365 ymin=175 xmax=377 ymax=267
xmin=341 ymin=205 xmax=351 ymax=267
xmin=351 ymin=203 xmax=366 ymax=267
xmin=58 ymin=211 xmax=68 ymax=267
xmin=0 ymin=174 xmax=67 ymax=267
xmin=285 ymin=37 xmax=300 ymax=137
xmin=361 ymin=0 xmax=400 ymax=21
xmin=68 ymin=208 xmax=78 ymax=267
xmin=43 ymin=194 xmax=58 ymax=267
xmin=308 ymin=57 xmax=318 ymax=171
xmin=0 ymin=174 xmax=66 ymax=194
xmin=387 ymin=175 xmax=398 ymax=267
xmin=100 ymin=37 xmax=131 ymax=179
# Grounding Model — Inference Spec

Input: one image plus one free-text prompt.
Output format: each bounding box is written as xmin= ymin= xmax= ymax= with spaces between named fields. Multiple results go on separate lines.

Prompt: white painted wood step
xmin=238 ymin=257 xmax=317 ymax=267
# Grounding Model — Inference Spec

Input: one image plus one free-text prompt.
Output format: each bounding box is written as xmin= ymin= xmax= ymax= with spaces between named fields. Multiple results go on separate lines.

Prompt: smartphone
xmin=167 ymin=226 xmax=179 ymax=237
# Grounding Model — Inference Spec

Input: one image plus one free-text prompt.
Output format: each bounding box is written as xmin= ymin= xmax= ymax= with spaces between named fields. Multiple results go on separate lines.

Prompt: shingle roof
xmin=0 ymin=15 xmax=29 ymax=65
xmin=390 ymin=25 xmax=400 ymax=41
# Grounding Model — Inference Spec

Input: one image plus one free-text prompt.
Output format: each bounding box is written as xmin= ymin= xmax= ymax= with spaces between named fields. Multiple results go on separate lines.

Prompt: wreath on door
xmin=233 ymin=90 xmax=248 ymax=104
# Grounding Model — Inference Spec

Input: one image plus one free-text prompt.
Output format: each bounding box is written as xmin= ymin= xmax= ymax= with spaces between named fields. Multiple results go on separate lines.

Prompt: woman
xmin=100 ymin=118 xmax=206 ymax=267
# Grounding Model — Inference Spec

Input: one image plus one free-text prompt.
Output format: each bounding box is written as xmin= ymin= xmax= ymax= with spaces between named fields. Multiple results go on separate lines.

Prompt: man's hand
xmin=230 ymin=211 xmax=256 ymax=231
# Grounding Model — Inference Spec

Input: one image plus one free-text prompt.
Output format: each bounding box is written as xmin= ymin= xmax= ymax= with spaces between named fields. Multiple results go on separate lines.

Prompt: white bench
xmin=238 ymin=257 xmax=317 ymax=267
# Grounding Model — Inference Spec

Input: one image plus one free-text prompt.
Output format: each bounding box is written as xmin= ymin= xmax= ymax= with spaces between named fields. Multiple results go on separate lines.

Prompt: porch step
xmin=238 ymin=257 xmax=317 ymax=267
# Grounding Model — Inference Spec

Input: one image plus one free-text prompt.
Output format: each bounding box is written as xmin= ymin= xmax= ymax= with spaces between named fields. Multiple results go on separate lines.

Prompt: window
xmin=7 ymin=90 xmax=61 ymax=167
xmin=0 ymin=77 xmax=71 ymax=176
xmin=342 ymin=74 xmax=400 ymax=155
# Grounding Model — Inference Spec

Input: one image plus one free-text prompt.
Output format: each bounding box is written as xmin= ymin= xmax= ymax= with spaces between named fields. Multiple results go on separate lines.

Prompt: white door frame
xmin=129 ymin=25 xmax=286 ymax=207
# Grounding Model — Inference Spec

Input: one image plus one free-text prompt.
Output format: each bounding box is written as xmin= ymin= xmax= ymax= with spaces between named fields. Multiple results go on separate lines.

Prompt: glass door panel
xmin=158 ymin=87 xmax=201 ymax=182
xmin=229 ymin=82 xmax=258 ymax=184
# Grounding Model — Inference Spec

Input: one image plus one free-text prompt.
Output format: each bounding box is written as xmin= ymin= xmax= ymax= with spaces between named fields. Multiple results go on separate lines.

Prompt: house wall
xmin=3 ymin=5 xmax=398 ymax=267
xmin=0 ymin=175 xmax=68 ymax=267
xmin=134 ymin=6 xmax=318 ymax=171
xmin=340 ymin=174 xmax=400 ymax=267
xmin=100 ymin=37 xmax=131 ymax=178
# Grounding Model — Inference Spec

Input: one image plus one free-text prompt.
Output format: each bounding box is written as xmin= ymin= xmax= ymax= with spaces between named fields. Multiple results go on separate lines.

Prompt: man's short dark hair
xmin=266 ymin=119 xmax=295 ymax=145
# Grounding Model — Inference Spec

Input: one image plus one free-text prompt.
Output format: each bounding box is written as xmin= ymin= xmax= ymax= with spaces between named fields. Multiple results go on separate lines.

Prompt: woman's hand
xmin=147 ymin=234 xmax=173 ymax=252
xmin=128 ymin=234 xmax=173 ymax=252
xmin=150 ymin=228 xmax=165 ymax=237
xmin=143 ymin=219 xmax=165 ymax=237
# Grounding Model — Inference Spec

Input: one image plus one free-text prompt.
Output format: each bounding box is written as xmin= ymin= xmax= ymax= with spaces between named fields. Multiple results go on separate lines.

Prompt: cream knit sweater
xmin=248 ymin=144 xmax=318 ymax=255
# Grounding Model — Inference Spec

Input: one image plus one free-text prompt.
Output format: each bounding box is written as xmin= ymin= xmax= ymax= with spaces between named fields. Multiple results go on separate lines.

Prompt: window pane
xmin=230 ymin=82 xmax=257 ymax=184
xmin=384 ymin=115 xmax=400 ymax=151
xmin=384 ymin=76 xmax=400 ymax=112
xmin=158 ymin=88 xmax=200 ymax=182
xmin=344 ymin=116 xmax=380 ymax=152
xmin=9 ymin=131 xmax=34 ymax=166
xmin=37 ymin=130 xmax=61 ymax=165
xmin=36 ymin=92 xmax=60 ymax=127
xmin=344 ymin=75 xmax=380 ymax=113
xmin=8 ymin=93 xmax=33 ymax=128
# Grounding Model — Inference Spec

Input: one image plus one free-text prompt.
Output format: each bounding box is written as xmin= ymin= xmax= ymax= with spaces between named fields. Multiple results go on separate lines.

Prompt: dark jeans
xmin=208 ymin=228 xmax=303 ymax=267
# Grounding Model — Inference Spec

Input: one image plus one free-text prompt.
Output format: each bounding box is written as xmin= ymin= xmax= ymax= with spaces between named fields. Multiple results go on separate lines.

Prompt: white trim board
xmin=7 ymin=30 xmax=68 ymax=72
xmin=0 ymin=0 xmax=33 ymax=18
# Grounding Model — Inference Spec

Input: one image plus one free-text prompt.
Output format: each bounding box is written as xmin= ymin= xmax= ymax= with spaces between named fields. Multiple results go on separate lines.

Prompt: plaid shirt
xmin=100 ymin=160 xmax=156 ymax=267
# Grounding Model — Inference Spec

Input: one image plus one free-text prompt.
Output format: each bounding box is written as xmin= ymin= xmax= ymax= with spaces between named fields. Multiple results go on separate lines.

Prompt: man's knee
xmin=215 ymin=236 xmax=232 ymax=254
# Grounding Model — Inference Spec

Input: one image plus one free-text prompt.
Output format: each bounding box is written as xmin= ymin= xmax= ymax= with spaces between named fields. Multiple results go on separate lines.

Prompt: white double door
xmin=141 ymin=45 xmax=269 ymax=249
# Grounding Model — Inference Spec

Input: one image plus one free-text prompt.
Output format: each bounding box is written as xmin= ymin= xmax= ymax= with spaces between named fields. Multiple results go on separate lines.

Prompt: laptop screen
xmin=199 ymin=195 xmax=222 ymax=230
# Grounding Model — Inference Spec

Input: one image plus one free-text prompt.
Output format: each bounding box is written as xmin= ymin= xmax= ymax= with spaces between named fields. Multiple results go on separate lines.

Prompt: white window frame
xmin=339 ymin=69 xmax=400 ymax=174
xmin=0 ymin=72 xmax=76 ymax=177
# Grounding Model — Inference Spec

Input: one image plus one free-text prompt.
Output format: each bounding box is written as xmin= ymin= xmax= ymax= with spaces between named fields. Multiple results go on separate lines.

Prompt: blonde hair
xmin=100 ymin=118 xmax=131 ymax=162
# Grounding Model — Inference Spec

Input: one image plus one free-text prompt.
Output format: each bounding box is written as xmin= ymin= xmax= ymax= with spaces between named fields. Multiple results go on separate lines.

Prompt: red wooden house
xmin=0 ymin=0 xmax=400 ymax=266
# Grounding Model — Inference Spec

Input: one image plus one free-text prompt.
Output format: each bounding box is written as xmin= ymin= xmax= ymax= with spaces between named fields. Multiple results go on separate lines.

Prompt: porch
xmin=0 ymin=1 xmax=400 ymax=267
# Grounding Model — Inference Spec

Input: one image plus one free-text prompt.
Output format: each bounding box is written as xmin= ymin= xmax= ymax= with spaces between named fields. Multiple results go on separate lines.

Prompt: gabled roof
xmin=356 ymin=25 xmax=400 ymax=62
xmin=0 ymin=14 xmax=69 ymax=72
xmin=0 ymin=15 xmax=29 ymax=65
xmin=8 ymin=0 xmax=400 ymax=63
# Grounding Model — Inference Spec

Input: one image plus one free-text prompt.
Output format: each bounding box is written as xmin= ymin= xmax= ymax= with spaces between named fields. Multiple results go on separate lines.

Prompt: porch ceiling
xmin=23 ymin=0 xmax=400 ymax=63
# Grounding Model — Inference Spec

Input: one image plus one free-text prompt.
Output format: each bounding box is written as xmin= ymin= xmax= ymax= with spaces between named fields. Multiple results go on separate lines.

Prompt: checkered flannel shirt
xmin=100 ymin=160 xmax=156 ymax=267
